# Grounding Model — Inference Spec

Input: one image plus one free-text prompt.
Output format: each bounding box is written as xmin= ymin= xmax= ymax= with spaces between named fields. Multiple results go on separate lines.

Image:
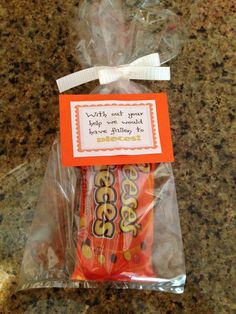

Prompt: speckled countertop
xmin=0 ymin=0 xmax=235 ymax=313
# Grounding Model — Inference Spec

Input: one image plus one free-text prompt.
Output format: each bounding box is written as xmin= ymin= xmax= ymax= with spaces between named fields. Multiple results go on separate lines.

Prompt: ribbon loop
xmin=56 ymin=53 xmax=170 ymax=93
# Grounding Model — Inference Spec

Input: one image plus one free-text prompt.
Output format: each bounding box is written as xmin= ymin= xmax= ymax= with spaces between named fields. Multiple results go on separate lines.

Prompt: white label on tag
xmin=70 ymin=100 xmax=162 ymax=157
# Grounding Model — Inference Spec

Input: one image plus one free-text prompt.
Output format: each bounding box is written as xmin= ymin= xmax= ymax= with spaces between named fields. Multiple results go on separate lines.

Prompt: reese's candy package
xmin=72 ymin=164 xmax=156 ymax=281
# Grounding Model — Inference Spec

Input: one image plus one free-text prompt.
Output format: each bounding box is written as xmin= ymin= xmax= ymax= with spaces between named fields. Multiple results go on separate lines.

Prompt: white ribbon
xmin=56 ymin=53 xmax=170 ymax=93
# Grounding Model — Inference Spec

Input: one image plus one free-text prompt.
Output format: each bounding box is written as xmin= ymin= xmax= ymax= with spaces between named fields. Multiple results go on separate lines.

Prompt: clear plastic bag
xmin=19 ymin=0 xmax=186 ymax=293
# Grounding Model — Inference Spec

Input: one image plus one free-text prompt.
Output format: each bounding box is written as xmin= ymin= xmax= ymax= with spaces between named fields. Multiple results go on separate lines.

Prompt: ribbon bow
xmin=56 ymin=53 xmax=170 ymax=93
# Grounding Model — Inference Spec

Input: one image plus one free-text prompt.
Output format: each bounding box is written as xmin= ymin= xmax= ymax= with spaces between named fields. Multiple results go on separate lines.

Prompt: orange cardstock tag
xmin=59 ymin=93 xmax=174 ymax=166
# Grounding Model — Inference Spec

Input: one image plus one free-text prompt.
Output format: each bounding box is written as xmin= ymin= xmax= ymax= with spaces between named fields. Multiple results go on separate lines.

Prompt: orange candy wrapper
xmin=72 ymin=164 xmax=156 ymax=282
